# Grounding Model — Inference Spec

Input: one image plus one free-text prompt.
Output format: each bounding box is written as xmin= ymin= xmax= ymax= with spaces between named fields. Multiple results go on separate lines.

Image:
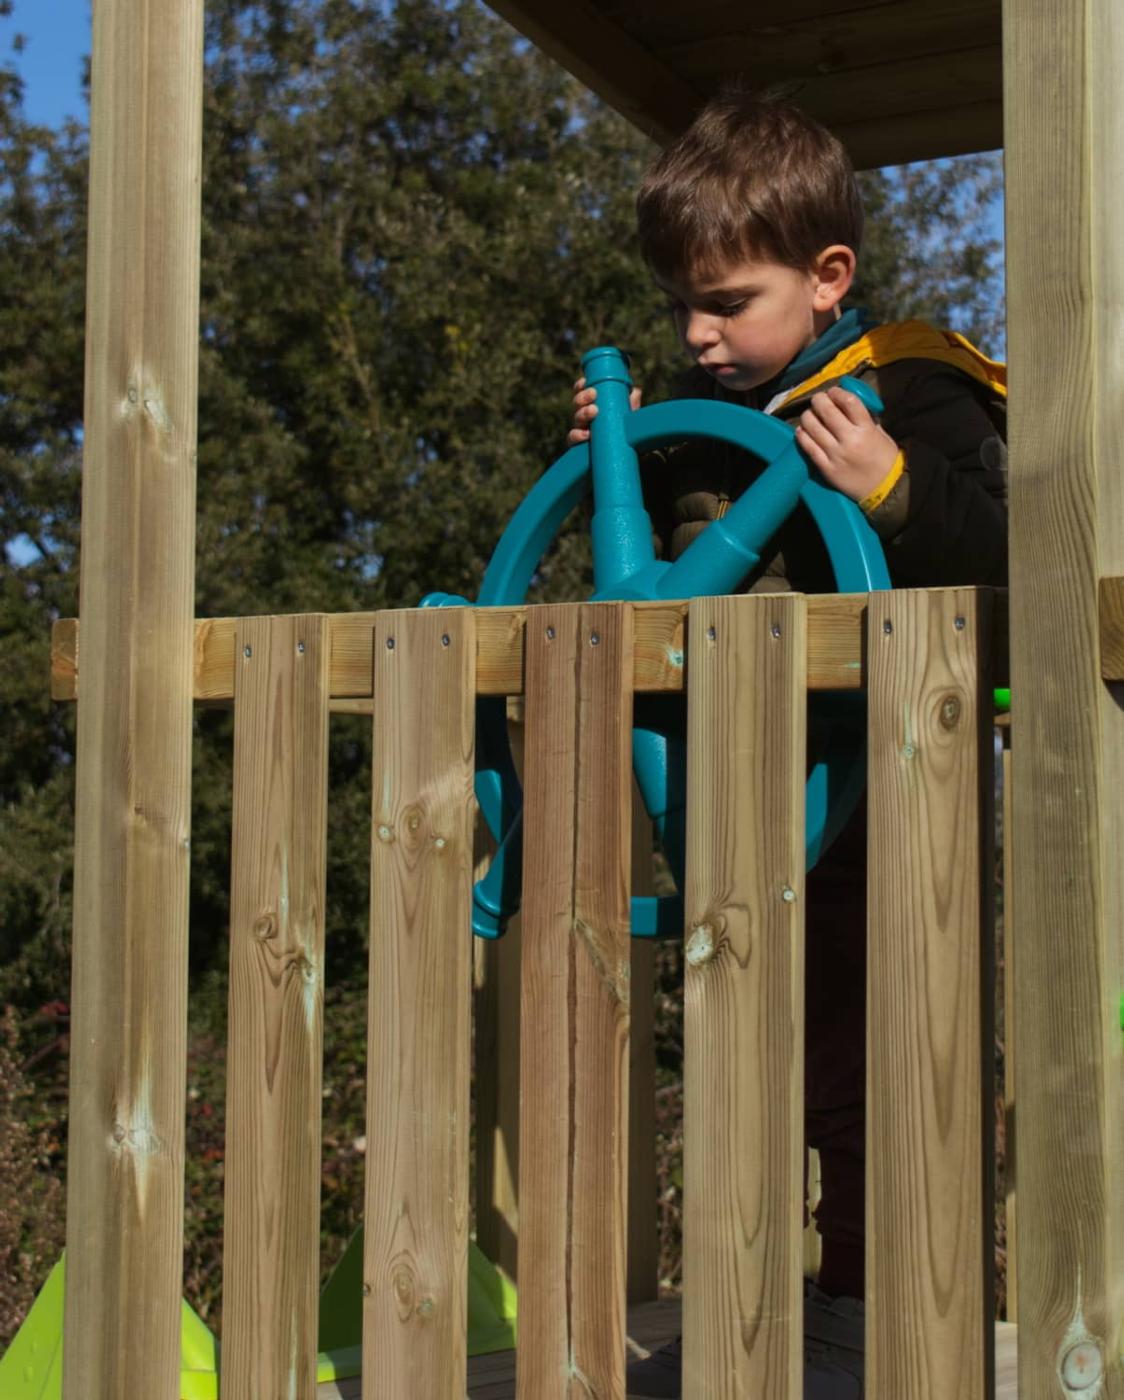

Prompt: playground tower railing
xmin=49 ymin=586 xmax=1007 ymax=1399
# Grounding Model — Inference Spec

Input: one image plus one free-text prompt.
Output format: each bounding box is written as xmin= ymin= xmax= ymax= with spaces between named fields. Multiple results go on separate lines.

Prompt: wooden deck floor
xmin=318 ymin=1302 xmax=1019 ymax=1398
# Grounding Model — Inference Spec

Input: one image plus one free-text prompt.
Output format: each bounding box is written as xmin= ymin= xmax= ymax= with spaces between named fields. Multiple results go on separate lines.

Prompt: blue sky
xmin=1 ymin=0 xmax=91 ymax=129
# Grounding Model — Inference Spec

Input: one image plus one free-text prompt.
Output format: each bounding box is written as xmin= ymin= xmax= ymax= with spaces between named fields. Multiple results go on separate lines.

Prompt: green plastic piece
xmin=1 ymin=1239 xmax=517 ymax=1397
xmin=0 ymin=1255 xmax=217 ymax=1400
xmin=994 ymin=687 xmax=1011 ymax=712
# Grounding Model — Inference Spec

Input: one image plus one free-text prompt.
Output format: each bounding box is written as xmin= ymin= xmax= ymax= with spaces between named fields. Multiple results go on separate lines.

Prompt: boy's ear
xmin=812 ymin=245 xmax=856 ymax=312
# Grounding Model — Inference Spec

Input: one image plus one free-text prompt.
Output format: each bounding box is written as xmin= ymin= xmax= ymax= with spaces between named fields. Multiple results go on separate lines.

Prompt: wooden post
xmin=221 ymin=616 xmax=331 ymax=1398
xmin=516 ymin=602 xmax=634 ymax=1399
xmin=63 ymin=1 xmax=204 ymax=1395
xmin=865 ymin=587 xmax=994 ymax=1400
xmin=628 ymin=798 xmax=660 ymax=1304
xmin=682 ymin=593 xmax=807 ymax=1399
xmin=363 ymin=608 xmax=477 ymax=1398
xmin=1004 ymin=3 xmax=1124 ymax=1394
xmin=1000 ymin=736 xmax=1016 ymax=1324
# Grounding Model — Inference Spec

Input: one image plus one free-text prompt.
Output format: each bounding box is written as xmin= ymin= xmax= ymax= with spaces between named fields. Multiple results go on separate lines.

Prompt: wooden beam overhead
xmin=485 ymin=0 xmax=1003 ymax=167
xmin=659 ymin=0 xmax=1001 ymax=84
xmin=486 ymin=0 xmax=701 ymax=144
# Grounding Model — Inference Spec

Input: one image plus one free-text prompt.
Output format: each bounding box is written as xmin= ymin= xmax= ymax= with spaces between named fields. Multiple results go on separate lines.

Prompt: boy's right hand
xmin=568 ymin=377 xmax=643 ymax=445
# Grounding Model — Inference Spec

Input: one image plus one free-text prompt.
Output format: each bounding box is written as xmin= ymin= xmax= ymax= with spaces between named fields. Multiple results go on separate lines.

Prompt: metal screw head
xmin=440 ymin=633 xmax=450 ymax=648
xmin=882 ymin=619 xmax=893 ymax=635
xmin=545 ymin=625 xmax=556 ymax=641
xmin=589 ymin=631 xmax=600 ymax=646
xmin=954 ymin=615 xmax=966 ymax=631
xmin=296 ymin=640 xmax=305 ymax=654
xmin=770 ymin=622 xmax=782 ymax=639
xmin=706 ymin=625 xmax=717 ymax=641
xmin=386 ymin=637 xmax=395 ymax=650
xmin=243 ymin=644 xmax=252 ymax=658
xmin=781 ymin=885 xmax=797 ymax=903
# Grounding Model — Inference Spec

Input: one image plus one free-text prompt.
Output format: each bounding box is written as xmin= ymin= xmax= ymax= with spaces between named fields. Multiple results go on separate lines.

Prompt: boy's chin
xmin=702 ymin=364 xmax=762 ymax=391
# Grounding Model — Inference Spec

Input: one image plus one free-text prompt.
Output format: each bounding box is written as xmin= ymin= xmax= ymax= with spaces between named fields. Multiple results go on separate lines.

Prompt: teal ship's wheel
xmin=423 ymin=345 xmax=891 ymax=938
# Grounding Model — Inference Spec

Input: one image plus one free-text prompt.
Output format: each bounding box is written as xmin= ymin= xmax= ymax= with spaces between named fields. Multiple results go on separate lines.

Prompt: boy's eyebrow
xmin=654 ymin=278 xmax=761 ymax=301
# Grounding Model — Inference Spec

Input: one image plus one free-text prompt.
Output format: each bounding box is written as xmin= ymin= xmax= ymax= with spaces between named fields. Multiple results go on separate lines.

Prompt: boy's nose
xmin=682 ymin=310 xmax=721 ymax=352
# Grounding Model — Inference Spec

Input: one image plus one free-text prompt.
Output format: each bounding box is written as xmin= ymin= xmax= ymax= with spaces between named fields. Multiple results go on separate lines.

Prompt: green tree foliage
xmin=0 ymin=0 xmax=1004 ymax=1338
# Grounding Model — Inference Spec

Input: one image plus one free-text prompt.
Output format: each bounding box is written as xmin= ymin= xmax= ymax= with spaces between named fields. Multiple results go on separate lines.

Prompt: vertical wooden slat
xmin=220 ymin=615 xmax=331 ymax=1398
xmin=628 ymin=796 xmax=659 ymax=1304
xmin=1000 ymin=737 xmax=1016 ymax=1324
xmin=63 ymin=1 xmax=204 ymax=1395
xmin=682 ymin=593 xmax=807 ymax=1400
xmin=865 ymin=587 xmax=994 ymax=1400
xmin=363 ymin=608 xmax=476 ymax=1398
xmin=1004 ymin=4 xmax=1124 ymax=1393
xmin=517 ymin=602 xmax=634 ymax=1399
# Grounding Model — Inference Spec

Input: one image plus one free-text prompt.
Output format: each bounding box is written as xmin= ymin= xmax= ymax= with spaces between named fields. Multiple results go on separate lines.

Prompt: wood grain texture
xmin=1004 ymin=2 xmax=1124 ymax=1394
xmin=682 ymin=593 xmax=807 ymax=1400
xmin=516 ymin=602 xmax=634 ymax=1399
xmin=482 ymin=0 xmax=699 ymax=144
xmin=363 ymin=609 xmax=476 ymax=1399
xmin=54 ymin=591 xmax=962 ymax=701
xmin=61 ymin=2 xmax=204 ymax=1396
xmin=485 ymin=0 xmax=1000 ymax=166
xmin=664 ymin=0 xmax=999 ymax=84
xmin=865 ymin=588 xmax=994 ymax=1400
xmin=221 ymin=616 xmax=331 ymax=1399
xmin=628 ymin=797 xmax=659 ymax=1305
xmin=1000 ymin=740 xmax=1016 ymax=1325
xmin=319 ymin=1313 xmax=1022 ymax=1399
xmin=1099 ymin=575 xmax=1124 ymax=679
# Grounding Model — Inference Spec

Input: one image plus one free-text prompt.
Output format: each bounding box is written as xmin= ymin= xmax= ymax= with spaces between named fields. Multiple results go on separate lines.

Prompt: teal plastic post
xmin=582 ymin=346 xmax=656 ymax=593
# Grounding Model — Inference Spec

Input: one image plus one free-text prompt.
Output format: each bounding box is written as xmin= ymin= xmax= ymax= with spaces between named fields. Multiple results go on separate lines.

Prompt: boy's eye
xmin=716 ymin=299 xmax=748 ymax=318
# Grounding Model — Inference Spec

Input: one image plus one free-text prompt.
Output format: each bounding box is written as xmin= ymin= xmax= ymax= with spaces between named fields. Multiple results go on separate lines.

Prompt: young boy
xmin=571 ymin=93 xmax=1007 ymax=1400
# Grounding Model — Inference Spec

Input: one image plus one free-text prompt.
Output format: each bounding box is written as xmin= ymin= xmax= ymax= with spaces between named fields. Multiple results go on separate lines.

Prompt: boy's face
xmin=656 ymin=250 xmax=849 ymax=393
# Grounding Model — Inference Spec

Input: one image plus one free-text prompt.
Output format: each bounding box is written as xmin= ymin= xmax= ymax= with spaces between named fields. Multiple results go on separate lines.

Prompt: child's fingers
xmin=808 ymin=390 xmax=852 ymax=437
xmin=573 ymin=387 xmax=597 ymax=408
xmin=573 ymin=376 xmax=586 ymax=392
xmin=825 ymin=385 xmax=871 ymax=425
xmin=629 ymin=386 xmax=643 ymax=411
xmin=794 ymin=423 xmax=831 ymax=473
xmin=574 ymin=402 xmax=598 ymax=427
xmin=798 ymin=405 xmax=837 ymax=454
xmin=567 ymin=427 xmax=591 ymax=444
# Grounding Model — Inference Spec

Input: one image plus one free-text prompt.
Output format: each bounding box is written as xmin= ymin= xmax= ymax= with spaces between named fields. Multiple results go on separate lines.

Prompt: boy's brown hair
xmin=637 ymin=90 xmax=864 ymax=279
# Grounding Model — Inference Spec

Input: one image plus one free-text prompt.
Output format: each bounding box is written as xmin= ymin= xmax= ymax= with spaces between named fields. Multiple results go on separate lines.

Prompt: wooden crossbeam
xmin=49 ymin=590 xmax=1014 ymax=702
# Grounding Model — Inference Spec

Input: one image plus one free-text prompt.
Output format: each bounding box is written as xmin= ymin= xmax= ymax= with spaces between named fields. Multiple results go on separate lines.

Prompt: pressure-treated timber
xmin=55 ymin=590 xmax=1017 ymax=702
xmin=363 ymin=609 xmax=477 ymax=1398
xmin=1001 ymin=738 xmax=1016 ymax=1324
xmin=221 ymin=616 xmax=331 ymax=1399
xmin=628 ymin=798 xmax=659 ymax=1304
xmin=484 ymin=0 xmax=699 ymax=144
xmin=682 ymin=593 xmax=807 ymax=1399
xmin=665 ymin=0 xmax=999 ymax=86
xmin=62 ymin=2 xmax=204 ymax=1396
xmin=1004 ymin=2 xmax=1124 ymax=1394
xmin=516 ymin=602 xmax=634 ymax=1398
xmin=865 ymin=588 xmax=994 ymax=1400
xmin=483 ymin=0 xmax=1002 ymax=166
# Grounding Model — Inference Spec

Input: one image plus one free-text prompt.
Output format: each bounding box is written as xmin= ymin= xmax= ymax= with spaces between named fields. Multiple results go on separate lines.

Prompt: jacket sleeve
xmin=870 ymin=359 xmax=1007 ymax=588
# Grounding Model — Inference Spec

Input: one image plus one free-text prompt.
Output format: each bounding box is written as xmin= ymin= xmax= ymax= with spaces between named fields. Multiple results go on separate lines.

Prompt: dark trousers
xmin=804 ymin=799 xmax=867 ymax=1300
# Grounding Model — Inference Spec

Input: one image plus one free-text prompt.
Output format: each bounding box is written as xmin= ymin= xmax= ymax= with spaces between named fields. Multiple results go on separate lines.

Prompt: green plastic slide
xmin=0 ymin=1237 xmax=516 ymax=1398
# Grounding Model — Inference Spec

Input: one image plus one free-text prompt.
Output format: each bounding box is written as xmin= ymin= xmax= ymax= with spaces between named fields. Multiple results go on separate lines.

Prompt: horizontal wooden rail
xmin=49 ymin=591 xmax=1012 ymax=701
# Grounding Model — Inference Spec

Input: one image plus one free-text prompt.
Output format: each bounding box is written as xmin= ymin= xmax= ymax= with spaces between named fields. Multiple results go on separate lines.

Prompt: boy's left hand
xmin=795 ymin=386 xmax=900 ymax=503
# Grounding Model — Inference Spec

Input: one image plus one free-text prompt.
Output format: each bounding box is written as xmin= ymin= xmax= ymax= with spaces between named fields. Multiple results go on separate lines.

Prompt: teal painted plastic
xmin=465 ymin=346 xmax=891 ymax=938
